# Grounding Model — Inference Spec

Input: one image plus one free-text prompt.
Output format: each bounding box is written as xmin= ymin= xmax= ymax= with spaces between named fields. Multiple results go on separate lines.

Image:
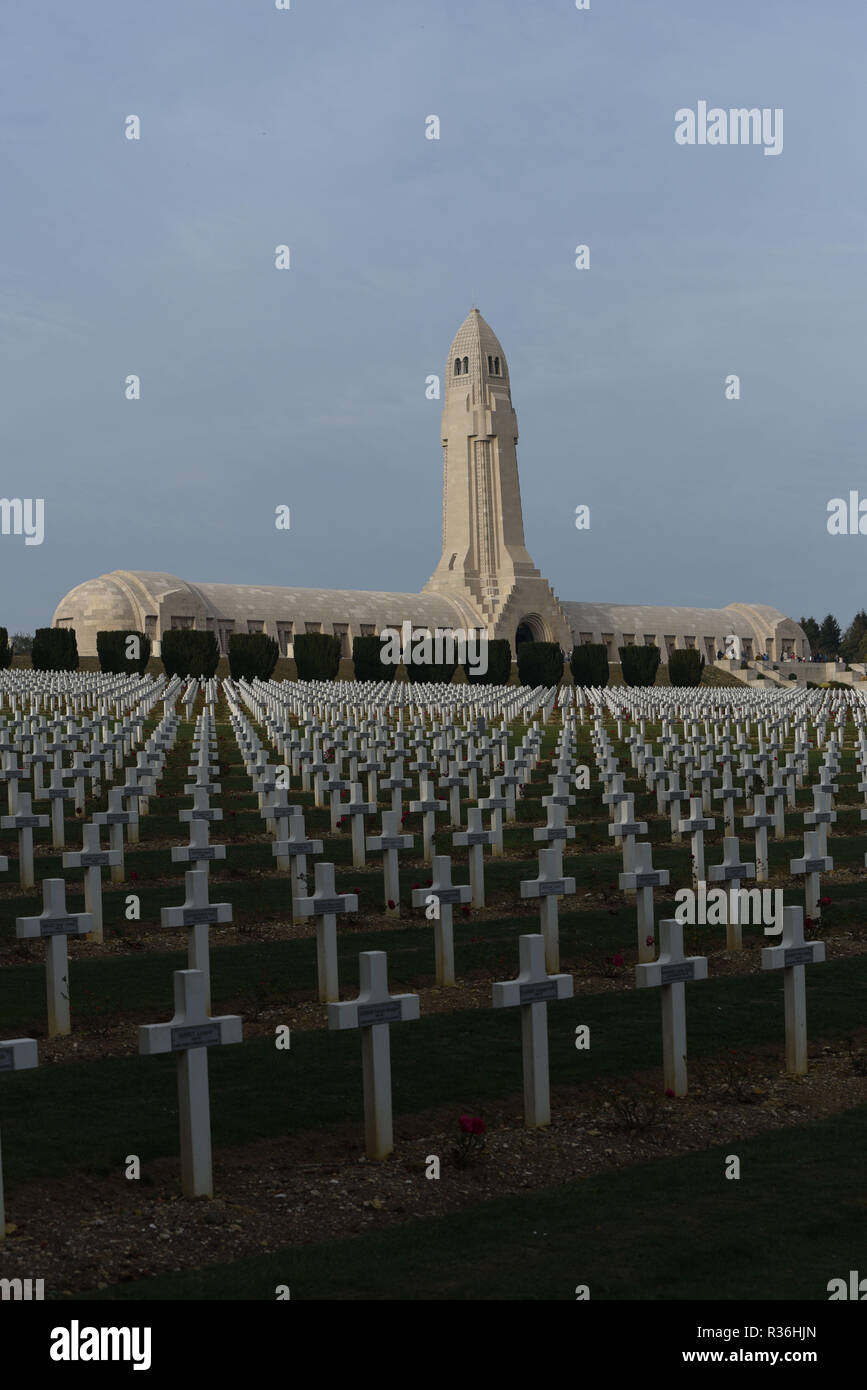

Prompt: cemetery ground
xmin=2 ymin=697 xmax=867 ymax=1300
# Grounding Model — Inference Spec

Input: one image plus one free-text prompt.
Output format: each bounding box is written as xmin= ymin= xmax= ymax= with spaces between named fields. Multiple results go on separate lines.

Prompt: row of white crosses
xmin=329 ymin=930 xmax=574 ymax=1159
xmin=636 ymin=906 xmax=825 ymax=1095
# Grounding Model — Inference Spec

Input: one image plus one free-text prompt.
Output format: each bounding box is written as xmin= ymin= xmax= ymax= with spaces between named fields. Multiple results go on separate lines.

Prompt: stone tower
xmin=424 ymin=308 xmax=573 ymax=651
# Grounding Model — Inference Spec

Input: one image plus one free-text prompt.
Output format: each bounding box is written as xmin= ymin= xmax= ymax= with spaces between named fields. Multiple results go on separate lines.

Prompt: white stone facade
xmin=51 ymin=309 xmax=809 ymax=663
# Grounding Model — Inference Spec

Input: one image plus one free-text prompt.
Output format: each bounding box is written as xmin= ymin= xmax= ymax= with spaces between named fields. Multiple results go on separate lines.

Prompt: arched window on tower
xmin=454 ymin=358 xmax=462 ymax=375
xmin=494 ymin=356 xmax=500 ymax=374
xmin=462 ymin=356 xmax=469 ymax=373
xmin=487 ymin=355 xmax=493 ymax=372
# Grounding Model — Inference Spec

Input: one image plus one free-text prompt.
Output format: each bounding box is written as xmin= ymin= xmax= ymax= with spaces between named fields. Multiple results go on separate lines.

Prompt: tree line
xmin=799 ymin=612 xmax=867 ymax=662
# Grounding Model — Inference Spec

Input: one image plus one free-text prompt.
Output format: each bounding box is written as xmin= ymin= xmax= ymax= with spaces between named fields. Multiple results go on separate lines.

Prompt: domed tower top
xmin=447 ymin=307 xmax=509 ymax=393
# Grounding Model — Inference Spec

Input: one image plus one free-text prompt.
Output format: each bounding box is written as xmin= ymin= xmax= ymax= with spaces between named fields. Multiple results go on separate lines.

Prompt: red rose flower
xmin=646 ymin=935 xmax=654 ymax=947
xmin=471 ymin=1117 xmax=485 ymax=1136
xmin=459 ymin=1115 xmax=473 ymax=1134
xmin=387 ymin=899 xmax=395 ymax=909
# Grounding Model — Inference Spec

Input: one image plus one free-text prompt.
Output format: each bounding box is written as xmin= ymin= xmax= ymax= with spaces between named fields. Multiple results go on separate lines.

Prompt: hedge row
xmin=228 ymin=633 xmax=279 ymax=682
xmin=668 ymin=648 xmax=706 ymax=686
xmin=0 ymin=628 xmax=11 ymax=670
xmin=619 ymin=644 xmax=661 ymax=687
xmin=32 ymin=627 xmax=79 ymax=671
xmin=570 ymin=642 xmax=609 ymax=688
xmin=96 ymin=630 xmax=151 ymax=675
xmin=160 ymin=630 xmax=220 ymax=678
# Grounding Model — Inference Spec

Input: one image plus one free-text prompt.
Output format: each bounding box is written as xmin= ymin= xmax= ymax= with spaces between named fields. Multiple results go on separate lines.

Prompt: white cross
xmin=500 ymin=758 xmax=524 ymax=823
xmin=409 ymin=774 xmax=447 ymax=863
xmin=411 ymin=854 xmax=471 ymax=986
xmin=16 ymin=879 xmax=93 ymax=1036
xmin=0 ymin=792 xmax=49 ymax=889
xmin=0 ymin=1037 xmax=38 ymax=1240
xmin=478 ymin=776 xmax=508 ymax=858
xmin=452 ymin=806 xmax=495 ymax=907
xmin=183 ymin=763 xmax=221 ymax=797
xmin=679 ymin=796 xmax=714 ymax=886
xmin=761 ymin=906 xmax=825 ymax=1075
xmin=171 ymin=816 xmax=226 ymax=878
xmin=161 ymin=870 xmax=232 ymax=1014
xmin=520 ymin=847 xmax=576 ymax=974
xmin=635 ymin=917 xmax=708 ymax=1096
xmin=381 ymin=758 xmax=412 ymax=817
xmin=343 ymin=784 xmax=376 ymax=868
xmin=743 ymin=793 xmax=774 ymax=883
xmin=437 ymin=760 xmax=468 ymax=827
xmin=293 ymin=860 xmax=359 ymax=1002
xmin=271 ymin=811 xmax=323 ymax=904
xmin=262 ymin=786 xmax=300 ymax=845
xmin=62 ymin=822 xmax=121 ymax=942
xmin=325 ymin=772 xmax=350 ymax=832
xmin=805 ymin=787 xmax=836 ymax=858
xmin=0 ymin=750 xmax=24 ymax=816
xmin=619 ymin=841 xmax=669 ymax=963
xmin=366 ymin=810 xmax=414 ymax=917
xmin=139 ymin=969 xmax=242 ymax=1198
xmin=327 ymin=950 xmax=419 ymax=1159
xmin=608 ymin=795 xmax=647 ymax=882
xmin=790 ymin=831 xmax=833 ymax=922
xmin=707 ymin=836 xmax=756 ymax=950
xmin=661 ymin=772 xmax=687 ymax=841
xmin=178 ymin=785 xmax=223 ymax=825
xmin=492 ymin=934 xmax=573 ymax=1128
xmin=532 ymin=799 xmax=575 ymax=877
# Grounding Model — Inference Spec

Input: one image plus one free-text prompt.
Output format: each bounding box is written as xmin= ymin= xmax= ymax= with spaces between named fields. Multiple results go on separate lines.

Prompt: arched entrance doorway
xmin=514 ymin=613 xmax=549 ymax=649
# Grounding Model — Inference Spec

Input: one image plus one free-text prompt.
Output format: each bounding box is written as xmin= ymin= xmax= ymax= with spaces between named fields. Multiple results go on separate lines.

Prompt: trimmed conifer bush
xmin=517 ymin=641 xmax=564 ymax=687
xmin=351 ymin=635 xmax=388 ymax=681
xmin=32 ymin=627 xmax=79 ymax=671
xmin=467 ymin=637 xmax=512 ymax=685
xmin=619 ymin=644 xmax=661 ymax=687
xmin=228 ymin=632 xmax=279 ymax=682
xmin=293 ymin=632 xmax=341 ymax=680
xmin=0 ymin=627 xmax=11 ymax=670
xmin=96 ymin=630 xmax=152 ymax=675
xmin=668 ymin=648 xmax=705 ymax=686
xmin=570 ymin=642 xmax=609 ymax=688
xmin=160 ymin=629 xmax=220 ymax=678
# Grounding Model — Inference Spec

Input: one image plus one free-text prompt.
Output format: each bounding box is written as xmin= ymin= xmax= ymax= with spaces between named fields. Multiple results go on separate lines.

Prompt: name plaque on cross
xmin=545 ymin=828 xmax=568 ymax=841
xmin=804 ymin=859 xmax=827 ymax=872
xmin=539 ymin=881 xmax=567 ymax=896
xmin=379 ymin=837 xmax=407 ymax=850
xmin=40 ymin=917 xmax=84 ymax=936
xmin=660 ymin=962 xmax=696 ymax=984
xmin=519 ymin=980 xmax=559 ymax=1003
xmin=634 ymin=873 xmax=660 ymax=888
xmin=784 ymin=946 xmax=816 ymax=967
xmin=191 ymin=848 xmax=218 ymax=860
xmin=463 ymin=832 xmax=489 ymax=845
xmin=182 ymin=907 xmax=219 ymax=925
xmin=103 ymin=812 xmax=130 ymax=824
xmin=12 ymin=816 xmax=42 ymax=828
xmin=314 ymin=898 xmax=353 ymax=914
xmin=357 ymin=1000 xmax=403 ymax=1026
xmin=0 ymin=1048 xmax=17 ymax=1071
xmin=171 ymin=1023 xmax=222 ymax=1050
xmin=430 ymin=886 xmax=462 ymax=904
xmin=191 ymin=810 xmax=217 ymax=821
xmin=78 ymin=853 xmax=111 ymax=867
xmin=720 ymin=867 xmax=744 ymax=880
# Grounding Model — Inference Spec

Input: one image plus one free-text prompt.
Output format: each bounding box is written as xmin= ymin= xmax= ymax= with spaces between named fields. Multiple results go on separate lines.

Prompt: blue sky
xmin=2 ymin=0 xmax=865 ymax=634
